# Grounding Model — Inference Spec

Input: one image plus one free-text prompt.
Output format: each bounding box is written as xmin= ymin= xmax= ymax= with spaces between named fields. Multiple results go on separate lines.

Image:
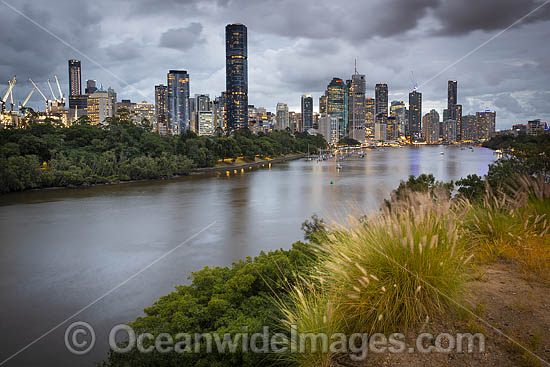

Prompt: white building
xmin=319 ymin=113 xmax=339 ymax=145
xmin=198 ymin=111 xmax=214 ymax=136
xmin=276 ymin=103 xmax=289 ymax=130
xmin=374 ymin=122 xmax=387 ymax=141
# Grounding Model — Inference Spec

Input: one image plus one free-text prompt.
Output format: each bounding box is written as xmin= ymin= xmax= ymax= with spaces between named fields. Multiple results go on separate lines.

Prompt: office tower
xmin=212 ymin=94 xmax=225 ymax=129
xmin=289 ymin=111 xmax=301 ymax=132
xmin=319 ymin=113 xmax=339 ymax=145
xmin=225 ymin=23 xmax=248 ymax=130
xmin=386 ymin=116 xmax=398 ymax=141
xmin=87 ymin=91 xmax=112 ymax=125
xmin=327 ymin=77 xmax=348 ymax=140
xmin=390 ymin=100 xmax=406 ymax=136
xmin=365 ymin=97 xmax=375 ymax=139
xmin=422 ymin=109 xmax=440 ymax=144
xmin=301 ymin=94 xmax=313 ymax=132
xmin=456 ymin=104 xmax=463 ymax=141
xmin=461 ymin=114 xmax=477 ymax=141
xmin=348 ymin=71 xmax=366 ymax=142
xmin=319 ymin=93 xmax=328 ymax=114
xmin=155 ymin=84 xmax=167 ymax=133
xmin=448 ymin=80 xmax=458 ymax=120
xmin=167 ymin=70 xmax=190 ymax=134
xmin=68 ymin=60 xmax=81 ymax=97
xmin=375 ymin=83 xmax=388 ymax=117
xmin=408 ymin=90 xmax=422 ymax=138
xmin=276 ymin=103 xmax=289 ymax=130
xmin=476 ymin=110 xmax=496 ymax=141
xmin=85 ymin=80 xmax=97 ymax=95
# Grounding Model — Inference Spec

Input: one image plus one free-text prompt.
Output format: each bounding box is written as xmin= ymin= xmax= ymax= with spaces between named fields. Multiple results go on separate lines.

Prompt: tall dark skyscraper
xmin=375 ymin=83 xmax=388 ymax=116
xmin=167 ymin=70 xmax=190 ymax=135
xmin=301 ymin=94 xmax=313 ymax=131
xmin=68 ymin=59 xmax=81 ymax=97
xmin=225 ymin=23 xmax=248 ymax=130
xmin=448 ymin=80 xmax=457 ymax=120
xmin=408 ymin=90 xmax=422 ymax=137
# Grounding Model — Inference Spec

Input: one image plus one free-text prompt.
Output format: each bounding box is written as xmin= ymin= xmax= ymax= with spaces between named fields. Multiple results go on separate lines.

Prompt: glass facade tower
xmin=167 ymin=70 xmax=190 ymax=135
xmin=225 ymin=23 xmax=248 ymax=130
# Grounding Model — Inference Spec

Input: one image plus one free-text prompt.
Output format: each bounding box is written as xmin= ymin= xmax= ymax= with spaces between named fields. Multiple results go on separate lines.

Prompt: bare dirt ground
xmin=332 ymin=261 xmax=550 ymax=367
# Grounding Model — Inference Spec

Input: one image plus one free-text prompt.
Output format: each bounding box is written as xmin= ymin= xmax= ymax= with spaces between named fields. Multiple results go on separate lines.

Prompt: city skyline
xmin=1 ymin=0 xmax=549 ymax=128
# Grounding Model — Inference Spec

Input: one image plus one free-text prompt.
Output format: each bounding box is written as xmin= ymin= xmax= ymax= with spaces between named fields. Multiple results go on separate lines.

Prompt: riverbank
xmin=1 ymin=153 xmax=307 ymax=195
xmin=191 ymin=153 xmax=306 ymax=175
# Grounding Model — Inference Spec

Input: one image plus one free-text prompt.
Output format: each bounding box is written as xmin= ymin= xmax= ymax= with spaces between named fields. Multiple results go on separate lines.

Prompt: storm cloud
xmin=1 ymin=0 xmax=549 ymax=128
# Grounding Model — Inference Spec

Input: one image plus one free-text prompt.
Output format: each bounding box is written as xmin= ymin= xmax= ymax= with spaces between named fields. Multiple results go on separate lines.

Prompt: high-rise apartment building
xmin=365 ymin=97 xmax=375 ymax=139
xmin=348 ymin=72 xmax=366 ymax=142
xmin=319 ymin=93 xmax=328 ymax=115
xmin=225 ymin=23 xmax=248 ymax=130
xmin=68 ymin=59 xmax=81 ymax=97
xmin=408 ymin=90 xmax=422 ymax=138
xmin=476 ymin=110 xmax=496 ymax=141
xmin=390 ymin=100 xmax=406 ymax=136
xmin=167 ymin=70 xmax=190 ymax=134
xmin=422 ymin=109 xmax=440 ymax=144
xmin=301 ymin=94 xmax=313 ymax=132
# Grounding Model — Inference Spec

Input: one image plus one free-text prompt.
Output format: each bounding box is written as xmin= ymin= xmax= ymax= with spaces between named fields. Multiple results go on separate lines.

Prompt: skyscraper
xmin=225 ymin=23 xmax=248 ymax=130
xmin=365 ymin=97 xmax=375 ymax=139
xmin=276 ymin=103 xmax=289 ymax=130
xmin=319 ymin=93 xmax=328 ymax=114
xmin=408 ymin=90 xmax=422 ymax=138
xmin=448 ymin=80 xmax=457 ymax=120
xmin=167 ymin=70 xmax=190 ymax=134
xmin=375 ymin=84 xmax=388 ymax=116
xmin=155 ymin=84 xmax=167 ymax=130
xmin=68 ymin=59 xmax=81 ymax=97
xmin=85 ymin=80 xmax=97 ymax=95
xmin=456 ymin=104 xmax=463 ymax=141
xmin=422 ymin=109 xmax=440 ymax=144
xmin=301 ymin=95 xmax=313 ymax=131
xmin=327 ymin=78 xmax=348 ymax=140
xmin=348 ymin=72 xmax=366 ymax=142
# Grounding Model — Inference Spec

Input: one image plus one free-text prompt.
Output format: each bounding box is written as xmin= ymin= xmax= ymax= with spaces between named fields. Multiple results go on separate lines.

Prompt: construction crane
xmin=29 ymin=78 xmax=50 ymax=111
xmin=20 ymin=85 xmax=36 ymax=109
xmin=54 ymin=75 xmax=64 ymax=103
xmin=1 ymin=76 xmax=16 ymax=112
xmin=47 ymin=78 xmax=57 ymax=101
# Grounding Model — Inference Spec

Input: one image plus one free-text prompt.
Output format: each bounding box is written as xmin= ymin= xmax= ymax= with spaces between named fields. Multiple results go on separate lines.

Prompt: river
xmin=0 ymin=145 xmax=496 ymax=366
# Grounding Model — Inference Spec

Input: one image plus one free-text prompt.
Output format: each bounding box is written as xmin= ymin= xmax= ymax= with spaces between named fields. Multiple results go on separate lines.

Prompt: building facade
xmin=348 ymin=73 xmax=366 ymax=142
xmin=327 ymin=77 xmax=348 ymax=140
xmin=68 ymin=59 xmax=81 ymax=97
xmin=301 ymin=94 xmax=313 ymax=132
xmin=476 ymin=110 xmax=496 ymax=141
xmin=276 ymin=103 xmax=289 ymax=130
xmin=422 ymin=109 xmax=440 ymax=144
xmin=225 ymin=23 xmax=248 ymax=130
xmin=167 ymin=70 xmax=190 ymax=134
xmin=155 ymin=84 xmax=167 ymax=133
xmin=319 ymin=113 xmax=339 ymax=145
xmin=408 ymin=90 xmax=422 ymax=138
xmin=87 ymin=91 xmax=112 ymax=125
xmin=375 ymin=83 xmax=388 ymax=117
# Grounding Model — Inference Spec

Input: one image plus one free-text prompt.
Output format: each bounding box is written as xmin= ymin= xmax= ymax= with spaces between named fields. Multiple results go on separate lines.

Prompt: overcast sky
xmin=1 ymin=0 xmax=549 ymax=129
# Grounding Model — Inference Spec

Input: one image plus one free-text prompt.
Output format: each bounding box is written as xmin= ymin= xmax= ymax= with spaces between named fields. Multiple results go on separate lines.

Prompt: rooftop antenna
xmin=410 ymin=70 xmax=418 ymax=91
xmin=354 ymin=58 xmax=358 ymax=75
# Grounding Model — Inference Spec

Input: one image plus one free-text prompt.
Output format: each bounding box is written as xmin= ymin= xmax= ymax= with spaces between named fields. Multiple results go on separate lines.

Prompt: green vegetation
xmin=0 ymin=114 xmax=327 ymax=194
xmin=337 ymin=136 xmax=361 ymax=146
xmin=103 ymin=241 xmax=317 ymax=367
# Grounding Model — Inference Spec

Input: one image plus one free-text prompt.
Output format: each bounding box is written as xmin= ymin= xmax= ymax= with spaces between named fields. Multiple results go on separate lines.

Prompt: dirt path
xmin=332 ymin=262 xmax=550 ymax=366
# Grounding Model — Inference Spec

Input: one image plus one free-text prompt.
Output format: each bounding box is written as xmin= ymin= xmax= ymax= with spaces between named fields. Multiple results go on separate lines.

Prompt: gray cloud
xmin=159 ymin=23 xmax=204 ymax=50
xmin=1 ymin=0 xmax=549 ymax=129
